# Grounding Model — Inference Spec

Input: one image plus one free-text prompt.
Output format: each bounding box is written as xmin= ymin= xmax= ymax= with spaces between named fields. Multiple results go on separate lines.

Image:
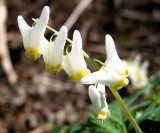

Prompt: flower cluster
xmin=125 ymin=54 xmax=149 ymax=90
xmin=17 ymin=6 xmax=129 ymax=121
xmin=17 ymin=6 xmax=90 ymax=82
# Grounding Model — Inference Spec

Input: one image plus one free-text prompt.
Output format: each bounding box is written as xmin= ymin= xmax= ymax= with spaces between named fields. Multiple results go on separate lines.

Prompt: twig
xmin=0 ymin=0 xmax=18 ymax=84
xmin=64 ymin=0 xmax=93 ymax=31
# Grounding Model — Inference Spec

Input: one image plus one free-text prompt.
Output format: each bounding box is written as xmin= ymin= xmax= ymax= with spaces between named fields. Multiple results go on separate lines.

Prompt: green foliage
xmin=51 ymin=78 xmax=160 ymax=133
xmin=148 ymin=106 xmax=160 ymax=122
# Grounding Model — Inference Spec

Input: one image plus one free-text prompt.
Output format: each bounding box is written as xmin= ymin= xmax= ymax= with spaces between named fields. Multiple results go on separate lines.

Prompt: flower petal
xmin=33 ymin=6 xmax=50 ymax=34
xmin=97 ymin=84 xmax=105 ymax=93
xmin=89 ymin=85 xmax=102 ymax=111
xmin=17 ymin=6 xmax=50 ymax=61
xmin=43 ymin=26 xmax=67 ymax=65
xmin=105 ymin=34 xmax=129 ymax=77
xmin=17 ymin=15 xmax=30 ymax=34
xmin=42 ymin=26 xmax=67 ymax=75
xmin=88 ymin=84 xmax=110 ymax=121
xmin=71 ymin=30 xmax=83 ymax=56
xmin=69 ymin=30 xmax=87 ymax=70
xmin=81 ymin=68 xmax=122 ymax=87
xmin=105 ymin=34 xmax=119 ymax=61
xmin=62 ymin=30 xmax=90 ymax=82
xmin=53 ymin=26 xmax=67 ymax=50
xmin=126 ymin=55 xmax=149 ymax=89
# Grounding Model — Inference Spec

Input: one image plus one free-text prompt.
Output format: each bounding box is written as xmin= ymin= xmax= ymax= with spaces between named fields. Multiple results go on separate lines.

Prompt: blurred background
xmin=0 ymin=0 xmax=160 ymax=132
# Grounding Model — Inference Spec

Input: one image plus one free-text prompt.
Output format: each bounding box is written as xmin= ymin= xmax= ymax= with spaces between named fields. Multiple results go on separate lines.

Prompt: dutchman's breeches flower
xmin=88 ymin=84 xmax=110 ymax=121
xmin=104 ymin=35 xmax=129 ymax=77
xmin=125 ymin=54 xmax=149 ymax=89
xmin=81 ymin=34 xmax=129 ymax=91
xmin=17 ymin=6 xmax=49 ymax=61
xmin=62 ymin=30 xmax=90 ymax=82
xmin=42 ymin=26 xmax=67 ymax=76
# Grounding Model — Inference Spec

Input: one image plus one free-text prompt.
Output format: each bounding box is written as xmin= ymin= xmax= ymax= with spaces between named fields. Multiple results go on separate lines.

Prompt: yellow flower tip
xmin=71 ymin=68 xmax=90 ymax=82
xmin=25 ymin=48 xmax=41 ymax=61
xmin=121 ymin=67 xmax=129 ymax=77
xmin=95 ymin=111 xmax=108 ymax=122
xmin=110 ymin=77 xmax=128 ymax=91
xmin=46 ymin=64 xmax=62 ymax=76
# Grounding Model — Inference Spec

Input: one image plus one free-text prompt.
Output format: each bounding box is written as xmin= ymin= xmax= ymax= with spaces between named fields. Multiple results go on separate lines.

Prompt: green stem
xmin=93 ymin=58 xmax=106 ymax=66
xmin=110 ymin=89 xmax=143 ymax=133
xmin=46 ymin=26 xmax=72 ymax=44
xmin=83 ymin=51 xmax=100 ymax=71
xmin=66 ymin=44 xmax=72 ymax=56
xmin=32 ymin=20 xmax=73 ymax=44
xmin=50 ymin=33 xmax=58 ymax=43
xmin=46 ymin=26 xmax=57 ymax=33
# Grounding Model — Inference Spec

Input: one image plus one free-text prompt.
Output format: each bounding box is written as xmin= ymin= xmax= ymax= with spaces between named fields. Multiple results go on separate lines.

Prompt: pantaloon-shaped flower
xmin=62 ymin=30 xmax=90 ymax=82
xmin=89 ymin=84 xmax=110 ymax=121
xmin=105 ymin=35 xmax=129 ymax=77
xmin=42 ymin=26 xmax=67 ymax=76
xmin=81 ymin=34 xmax=129 ymax=91
xmin=126 ymin=55 xmax=149 ymax=89
xmin=17 ymin=6 xmax=49 ymax=61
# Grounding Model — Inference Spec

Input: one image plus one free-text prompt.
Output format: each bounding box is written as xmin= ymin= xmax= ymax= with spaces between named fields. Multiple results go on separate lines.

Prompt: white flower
xmin=105 ymin=35 xmax=129 ymax=77
xmin=62 ymin=30 xmax=90 ymax=82
xmin=88 ymin=84 xmax=110 ymax=121
xmin=81 ymin=34 xmax=129 ymax=91
xmin=17 ymin=6 xmax=49 ymax=61
xmin=42 ymin=26 xmax=67 ymax=76
xmin=126 ymin=54 xmax=149 ymax=89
